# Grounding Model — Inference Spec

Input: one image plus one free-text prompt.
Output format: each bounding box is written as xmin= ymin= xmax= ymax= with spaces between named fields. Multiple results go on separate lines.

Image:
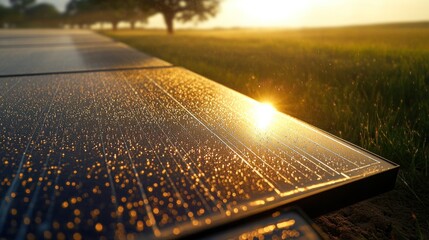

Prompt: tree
xmin=6 ymin=0 xmax=35 ymax=26
xmin=142 ymin=0 xmax=220 ymax=34
xmin=0 ymin=5 xmax=10 ymax=27
xmin=123 ymin=2 xmax=154 ymax=29
xmin=26 ymin=3 xmax=60 ymax=19
xmin=96 ymin=0 xmax=155 ymax=30
xmin=65 ymin=0 xmax=101 ymax=28
xmin=65 ymin=0 xmax=153 ymax=30
xmin=9 ymin=0 xmax=35 ymax=13
xmin=25 ymin=3 xmax=61 ymax=27
xmin=1 ymin=1 xmax=60 ymax=28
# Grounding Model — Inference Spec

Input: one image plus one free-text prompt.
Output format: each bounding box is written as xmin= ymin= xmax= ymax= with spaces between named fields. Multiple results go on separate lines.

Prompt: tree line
xmin=0 ymin=0 xmax=221 ymax=33
xmin=0 ymin=0 xmax=61 ymax=28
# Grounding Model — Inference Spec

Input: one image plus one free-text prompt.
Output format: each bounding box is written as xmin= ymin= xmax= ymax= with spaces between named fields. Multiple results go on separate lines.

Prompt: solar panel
xmin=0 ymin=30 xmax=113 ymax=47
xmin=0 ymin=31 xmax=170 ymax=77
xmin=0 ymin=67 xmax=398 ymax=239
xmin=203 ymin=207 xmax=325 ymax=240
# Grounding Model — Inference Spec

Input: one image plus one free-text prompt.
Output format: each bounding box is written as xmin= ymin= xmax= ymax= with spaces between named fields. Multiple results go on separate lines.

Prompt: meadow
xmin=102 ymin=23 xmax=429 ymax=237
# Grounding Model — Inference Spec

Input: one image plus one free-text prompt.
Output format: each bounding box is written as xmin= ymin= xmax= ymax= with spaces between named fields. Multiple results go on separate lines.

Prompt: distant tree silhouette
xmin=0 ymin=4 xmax=12 ymax=27
xmin=124 ymin=0 xmax=154 ymax=29
xmin=26 ymin=3 xmax=60 ymax=27
xmin=0 ymin=1 xmax=60 ymax=28
xmin=65 ymin=0 xmax=153 ymax=30
xmin=9 ymin=0 xmax=35 ymax=13
xmin=99 ymin=0 xmax=149 ymax=30
xmin=141 ymin=0 xmax=220 ymax=34
xmin=65 ymin=0 xmax=100 ymax=28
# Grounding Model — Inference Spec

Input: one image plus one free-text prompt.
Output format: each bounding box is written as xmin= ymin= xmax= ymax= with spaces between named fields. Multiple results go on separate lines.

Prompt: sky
xmin=1 ymin=0 xmax=429 ymax=28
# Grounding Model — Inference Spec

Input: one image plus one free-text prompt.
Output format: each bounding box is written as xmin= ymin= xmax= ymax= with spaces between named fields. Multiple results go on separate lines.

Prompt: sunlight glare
xmin=254 ymin=102 xmax=276 ymax=130
xmin=233 ymin=0 xmax=309 ymax=26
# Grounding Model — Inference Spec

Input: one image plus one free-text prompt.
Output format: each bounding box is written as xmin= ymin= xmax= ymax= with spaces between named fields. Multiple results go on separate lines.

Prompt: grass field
xmin=102 ymin=23 xmax=429 ymax=237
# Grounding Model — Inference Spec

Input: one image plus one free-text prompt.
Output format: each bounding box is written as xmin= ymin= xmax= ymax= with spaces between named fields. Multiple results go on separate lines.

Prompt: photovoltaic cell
xmin=0 ymin=30 xmax=170 ymax=76
xmin=0 ymin=29 xmax=114 ymax=47
xmin=204 ymin=207 xmax=325 ymax=240
xmin=0 ymin=68 xmax=398 ymax=239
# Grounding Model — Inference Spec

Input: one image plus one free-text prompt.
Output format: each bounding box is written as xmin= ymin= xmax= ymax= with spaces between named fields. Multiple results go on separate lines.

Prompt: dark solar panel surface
xmin=0 ymin=30 xmax=398 ymax=239
xmin=0 ymin=30 xmax=170 ymax=76
xmin=0 ymin=29 xmax=113 ymax=47
xmin=205 ymin=208 xmax=324 ymax=240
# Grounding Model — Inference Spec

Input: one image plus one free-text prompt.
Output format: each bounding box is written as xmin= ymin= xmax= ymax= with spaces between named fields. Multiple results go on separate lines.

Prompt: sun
xmin=234 ymin=0 xmax=309 ymax=27
xmin=254 ymin=102 xmax=276 ymax=130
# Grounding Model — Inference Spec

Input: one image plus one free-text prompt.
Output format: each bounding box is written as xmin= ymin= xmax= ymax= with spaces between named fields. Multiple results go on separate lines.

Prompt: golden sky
xmin=148 ymin=0 xmax=429 ymax=28
xmin=1 ymin=0 xmax=428 ymax=28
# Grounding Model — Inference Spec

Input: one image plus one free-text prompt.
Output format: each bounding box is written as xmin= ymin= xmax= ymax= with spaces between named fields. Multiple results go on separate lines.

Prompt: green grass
xmin=101 ymin=23 xmax=429 ymax=190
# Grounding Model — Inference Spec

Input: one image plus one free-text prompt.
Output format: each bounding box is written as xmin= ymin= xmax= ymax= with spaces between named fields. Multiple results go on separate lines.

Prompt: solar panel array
xmin=0 ymin=30 xmax=398 ymax=239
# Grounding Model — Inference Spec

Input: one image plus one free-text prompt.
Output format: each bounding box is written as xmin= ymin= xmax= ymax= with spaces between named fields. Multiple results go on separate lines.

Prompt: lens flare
xmin=254 ymin=102 xmax=276 ymax=130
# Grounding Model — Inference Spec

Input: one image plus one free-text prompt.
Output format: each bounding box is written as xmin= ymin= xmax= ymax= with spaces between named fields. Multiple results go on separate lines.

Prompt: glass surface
xmin=0 ymin=29 xmax=113 ymax=46
xmin=0 ymin=30 xmax=170 ymax=76
xmin=0 ymin=68 xmax=397 ymax=239
xmin=206 ymin=208 xmax=324 ymax=240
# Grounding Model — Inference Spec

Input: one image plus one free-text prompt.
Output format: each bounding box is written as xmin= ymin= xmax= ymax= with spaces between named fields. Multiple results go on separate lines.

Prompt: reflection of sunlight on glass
xmin=254 ymin=102 xmax=276 ymax=130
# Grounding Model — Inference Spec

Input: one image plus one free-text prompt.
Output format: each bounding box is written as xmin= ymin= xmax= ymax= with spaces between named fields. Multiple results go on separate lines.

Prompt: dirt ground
xmin=315 ymin=181 xmax=429 ymax=240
